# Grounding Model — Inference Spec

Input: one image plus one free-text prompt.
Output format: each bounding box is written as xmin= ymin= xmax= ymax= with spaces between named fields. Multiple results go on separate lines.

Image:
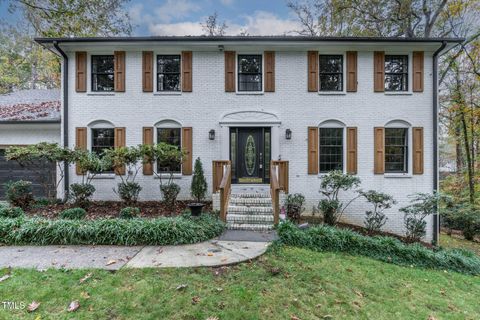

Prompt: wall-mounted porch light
xmin=285 ymin=129 xmax=292 ymax=140
xmin=209 ymin=129 xmax=215 ymax=140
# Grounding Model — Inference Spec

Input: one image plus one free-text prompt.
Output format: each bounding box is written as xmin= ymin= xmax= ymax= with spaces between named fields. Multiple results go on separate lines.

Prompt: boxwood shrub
xmin=119 ymin=207 xmax=140 ymax=219
xmin=0 ymin=213 xmax=224 ymax=246
xmin=277 ymin=221 xmax=480 ymax=275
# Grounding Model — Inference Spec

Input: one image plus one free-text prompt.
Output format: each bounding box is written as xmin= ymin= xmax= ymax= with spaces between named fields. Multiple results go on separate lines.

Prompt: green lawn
xmin=440 ymin=232 xmax=480 ymax=256
xmin=1 ymin=246 xmax=479 ymax=319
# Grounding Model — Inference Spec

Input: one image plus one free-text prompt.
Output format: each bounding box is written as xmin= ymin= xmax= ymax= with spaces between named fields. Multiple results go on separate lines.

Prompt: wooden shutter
xmin=307 ymin=51 xmax=318 ymax=92
xmin=114 ymin=127 xmax=126 ymax=175
xmin=114 ymin=51 xmax=125 ymax=92
xmin=346 ymin=127 xmax=358 ymax=174
xmin=142 ymin=51 xmax=153 ymax=92
xmin=413 ymin=127 xmax=424 ymax=174
xmin=225 ymin=51 xmax=236 ymax=92
xmin=308 ymin=127 xmax=319 ymax=174
xmin=75 ymin=52 xmax=87 ymax=92
xmin=413 ymin=51 xmax=424 ymax=92
xmin=143 ymin=127 xmax=154 ymax=175
xmin=75 ymin=127 xmax=87 ymax=175
xmin=374 ymin=127 xmax=385 ymax=174
xmin=264 ymin=51 xmax=275 ymax=92
xmin=182 ymin=127 xmax=193 ymax=175
xmin=182 ymin=51 xmax=192 ymax=92
xmin=374 ymin=51 xmax=385 ymax=92
xmin=346 ymin=51 xmax=357 ymax=92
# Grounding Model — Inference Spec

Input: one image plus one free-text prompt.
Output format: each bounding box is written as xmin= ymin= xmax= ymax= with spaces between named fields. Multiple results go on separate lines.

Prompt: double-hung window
xmin=319 ymin=127 xmax=344 ymax=172
xmin=385 ymin=128 xmax=408 ymax=173
xmin=157 ymin=128 xmax=181 ymax=173
xmin=319 ymin=55 xmax=343 ymax=91
xmin=157 ymin=55 xmax=181 ymax=92
xmin=385 ymin=55 xmax=408 ymax=91
xmin=91 ymin=55 xmax=114 ymax=92
xmin=238 ymin=55 xmax=262 ymax=92
xmin=91 ymin=128 xmax=115 ymax=172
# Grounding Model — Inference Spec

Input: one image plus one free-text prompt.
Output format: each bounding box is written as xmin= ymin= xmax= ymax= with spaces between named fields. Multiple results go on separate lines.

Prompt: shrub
xmin=285 ymin=193 xmax=305 ymax=223
xmin=0 ymin=214 xmax=225 ymax=246
xmin=442 ymin=205 xmax=480 ymax=240
xmin=161 ymin=183 xmax=181 ymax=212
xmin=277 ymin=221 xmax=480 ymax=275
xmin=0 ymin=206 xmax=24 ymax=218
xmin=117 ymin=182 xmax=142 ymax=204
xmin=119 ymin=207 xmax=140 ymax=219
xmin=4 ymin=180 xmax=34 ymax=209
xmin=60 ymin=208 xmax=87 ymax=220
xmin=70 ymin=183 xmax=95 ymax=208
xmin=191 ymin=157 xmax=207 ymax=202
xmin=360 ymin=190 xmax=396 ymax=234
xmin=317 ymin=171 xmax=361 ymax=225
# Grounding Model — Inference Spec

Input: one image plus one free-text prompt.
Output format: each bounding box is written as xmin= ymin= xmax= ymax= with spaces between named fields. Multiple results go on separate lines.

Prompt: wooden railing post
xmin=213 ymin=160 xmax=231 ymax=222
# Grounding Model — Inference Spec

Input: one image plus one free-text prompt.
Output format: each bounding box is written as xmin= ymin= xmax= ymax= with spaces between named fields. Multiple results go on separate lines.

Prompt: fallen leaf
xmin=291 ymin=315 xmax=301 ymax=320
xmin=206 ymin=317 xmax=219 ymax=320
xmin=216 ymin=287 xmax=223 ymax=292
xmin=106 ymin=260 xmax=117 ymax=266
xmin=192 ymin=296 xmax=200 ymax=305
xmin=207 ymin=252 xmax=214 ymax=256
xmin=354 ymin=289 xmax=364 ymax=298
xmin=0 ymin=274 xmax=11 ymax=282
xmin=80 ymin=291 xmax=90 ymax=299
xmin=176 ymin=284 xmax=188 ymax=291
xmin=323 ymin=315 xmax=333 ymax=319
xmin=27 ymin=301 xmax=40 ymax=312
xmin=67 ymin=300 xmax=80 ymax=312
xmin=428 ymin=316 xmax=437 ymax=320
xmin=79 ymin=273 xmax=92 ymax=284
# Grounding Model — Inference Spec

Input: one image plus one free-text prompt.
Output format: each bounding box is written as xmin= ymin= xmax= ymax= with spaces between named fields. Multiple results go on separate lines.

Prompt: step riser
xmin=228 ymin=207 xmax=273 ymax=215
xmin=227 ymin=192 xmax=274 ymax=231
xmin=230 ymin=193 xmax=270 ymax=198
xmin=226 ymin=223 xmax=274 ymax=231
xmin=227 ymin=215 xmax=274 ymax=224
xmin=229 ymin=200 xmax=272 ymax=207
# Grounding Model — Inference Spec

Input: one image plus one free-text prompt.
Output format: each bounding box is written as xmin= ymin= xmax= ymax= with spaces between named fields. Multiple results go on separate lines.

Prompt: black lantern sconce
xmin=209 ymin=129 xmax=215 ymax=140
xmin=285 ymin=129 xmax=292 ymax=140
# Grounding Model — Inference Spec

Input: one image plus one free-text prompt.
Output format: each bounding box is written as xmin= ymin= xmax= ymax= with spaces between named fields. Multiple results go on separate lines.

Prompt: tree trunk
xmin=460 ymin=111 xmax=475 ymax=204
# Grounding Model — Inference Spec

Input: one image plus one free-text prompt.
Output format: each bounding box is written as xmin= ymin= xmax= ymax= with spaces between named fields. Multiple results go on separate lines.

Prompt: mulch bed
xmin=28 ymin=201 xmax=213 ymax=220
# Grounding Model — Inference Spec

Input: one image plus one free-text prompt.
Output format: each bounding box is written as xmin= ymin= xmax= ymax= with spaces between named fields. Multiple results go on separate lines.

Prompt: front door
xmin=230 ymin=127 xmax=271 ymax=184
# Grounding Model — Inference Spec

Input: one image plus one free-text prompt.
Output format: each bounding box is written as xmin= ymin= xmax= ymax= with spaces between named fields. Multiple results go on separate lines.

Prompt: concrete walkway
xmin=0 ymin=230 xmax=275 ymax=270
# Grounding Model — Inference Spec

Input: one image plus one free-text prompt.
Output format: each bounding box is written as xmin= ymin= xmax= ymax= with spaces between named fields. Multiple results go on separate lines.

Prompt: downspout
xmin=432 ymin=40 xmax=447 ymax=245
xmin=53 ymin=41 xmax=69 ymax=201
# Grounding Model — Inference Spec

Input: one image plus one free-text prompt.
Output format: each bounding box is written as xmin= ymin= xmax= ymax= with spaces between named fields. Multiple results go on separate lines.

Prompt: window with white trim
xmin=385 ymin=127 xmax=408 ymax=173
xmin=156 ymin=124 xmax=181 ymax=173
xmin=385 ymin=55 xmax=408 ymax=91
xmin=237 ymin=54 xmax=262 ymax=92
xmin=157 ymin=55 xmax=181 ymax=92
xmin=319 ymin=125 xmax=344 ymax=173
xmin=319 ymin=55 xmax=343 ymax=91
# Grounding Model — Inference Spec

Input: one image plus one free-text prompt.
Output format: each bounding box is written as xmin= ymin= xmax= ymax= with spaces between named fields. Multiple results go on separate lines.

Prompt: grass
xmin=0 ymin=246 xmax=479 ymax=319
xmin=441 ymin=232 xmax=480 ymax=256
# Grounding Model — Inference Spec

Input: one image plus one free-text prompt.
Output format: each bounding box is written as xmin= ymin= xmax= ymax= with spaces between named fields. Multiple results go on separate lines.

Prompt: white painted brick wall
xmin=63 ymin=47 xmax=435 ymax=241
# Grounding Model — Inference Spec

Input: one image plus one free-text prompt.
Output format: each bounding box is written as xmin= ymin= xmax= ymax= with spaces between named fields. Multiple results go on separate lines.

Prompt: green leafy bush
xmin=0 ymin=206 xmax=24 ymax=218
xmin=161 ymin=183 xmax=181 ymax=211
xmin=360 ymin=190 xmax=396 ymax=234
xmin=70 ymin=183 xmax=95 ymax=208
xmin=4 ymin=180 xmax=34 ymax=209
xmin=0 ymin=213 xmax=225 ymax=246
xmin=119 ymin=207 xmax=140 ymax=219
xmin=191 ymin=157 xmax=207 ymax=202
xmin=277 ymin=221 xmax=480 ymax=275
xmin=285 ymin=193 xmax=305 ymax=223
xmin=117 ymin=182 xmax=142 ymax=204
xmin=60 ymin=208 xmax=87 ymax=220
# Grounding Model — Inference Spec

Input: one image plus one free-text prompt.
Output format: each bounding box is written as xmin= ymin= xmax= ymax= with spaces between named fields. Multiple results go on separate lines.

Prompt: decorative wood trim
xmin=307 ymin=51 xmax=318 ymax=92
xmin=224 ymin=51 xmax=236 ymax=92
xmin=374 ymin=51 xmax=385 ymax=92
xmin=413 ymin=127 xmax=424 ymax=174
xmin=142 ymin=51 xmax=153 ymax=92
xmin=182 ymin=51 xmax=192 ymax=92
xmin=308 ymin=126 xmax=319 ymax=174
xmin=75 ymin=127 xmax=87 ymax=175
xmin=346 ymin=127 xmax=358 ymax=174
xmin=114 ymin=127 xmax=126 ymax=175
xmin=114 ymin=51 xmax=125 ymax=92
xmin=413 ymin=51 xmax=424 ymax=92
xmin=75 ymin=52 xmax=87 ymax=92
xmin=374 ymin=127 xmax=385 ymax=174
xmin=264 ymin=51 xmax=275 ymax=92
xmin=182 ymin=127 xmax=193 ymax=175
xmin=142 ymin=127 xmax=154 ymax=175
xmin=346 ymin=51 xmax=357 ymax=92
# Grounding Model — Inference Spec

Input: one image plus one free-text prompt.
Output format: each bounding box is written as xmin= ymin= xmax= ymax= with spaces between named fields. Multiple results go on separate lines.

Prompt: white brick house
xmin=34 ymin=36 xmax=462 ymax=242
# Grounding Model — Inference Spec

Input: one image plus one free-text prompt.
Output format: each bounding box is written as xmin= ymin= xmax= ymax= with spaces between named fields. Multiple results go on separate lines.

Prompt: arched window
xmin=155 ymin=120 xmax=182 ymax=173
xmin=385 ymin=120 xmax=411 ymax=173
xmin=318 ymin=120 xmax=346 ymax=173
xmin=88 ymin=120 xmax=115 ymax=173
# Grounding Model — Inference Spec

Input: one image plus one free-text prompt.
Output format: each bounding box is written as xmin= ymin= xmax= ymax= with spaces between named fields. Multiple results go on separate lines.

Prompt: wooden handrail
xmin=213 ymin=160 xmax=231 ymax=222
xmin=270 ymin=160 xmax=289 ymax=225
xmin=212 ymin=160 xmax=230 ymax=193
xmin=272 ymin=160 xmax=289 ymax=193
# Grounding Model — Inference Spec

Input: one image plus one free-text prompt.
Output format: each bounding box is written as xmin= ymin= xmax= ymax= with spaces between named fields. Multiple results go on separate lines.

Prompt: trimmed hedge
xmin=60 ymin=208 xmax=87 ymax=220
xmin=0 ymin=213 xmax=225 ymax=246
xmin=277 ymin=221 xmax=480 ymax=275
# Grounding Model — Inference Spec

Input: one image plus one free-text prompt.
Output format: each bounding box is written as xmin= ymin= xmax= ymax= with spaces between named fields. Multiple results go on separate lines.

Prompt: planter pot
xmin=188 ymin=203 xmax=205 ymax=216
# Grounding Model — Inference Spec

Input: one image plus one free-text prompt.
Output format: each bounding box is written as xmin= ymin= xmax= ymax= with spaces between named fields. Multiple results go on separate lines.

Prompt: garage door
xmin=0 ymin=149 xmax=56 ymax=200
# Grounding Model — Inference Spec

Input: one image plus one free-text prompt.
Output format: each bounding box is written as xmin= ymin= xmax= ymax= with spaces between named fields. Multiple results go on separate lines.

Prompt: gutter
xmin=53 ymin=41 xmax=69 ymax=201
xmin=432 ymin=40 xmax=447 ymax=245
xmin=0 ymin=120 xmax=61 ymax=124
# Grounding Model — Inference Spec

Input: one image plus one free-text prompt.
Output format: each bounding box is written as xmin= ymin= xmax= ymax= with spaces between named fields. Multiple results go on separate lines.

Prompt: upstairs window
xmin=319 ymin=55 xmax=343 ymax=91
xmin=157 ymin=55 xmax=181 ymax=91
xmin=319 ymin=127 xmax=344 ymax=172
xmin=238 ymin=55 xmax=262 ymax=92
xmin=157 ymin=127 xmax=181 ymax=173
xmin=91 ymin=55 xmax=114 ymax=92
xmin=385 ymin=128 xmax=408 ymax=173
xmin=385 ymin=55 xmax=408 ymax=91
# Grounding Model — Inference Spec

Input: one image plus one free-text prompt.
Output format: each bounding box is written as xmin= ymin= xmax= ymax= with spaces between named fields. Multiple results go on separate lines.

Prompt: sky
xmin=0 ymin=0 xmax=302 ymax=36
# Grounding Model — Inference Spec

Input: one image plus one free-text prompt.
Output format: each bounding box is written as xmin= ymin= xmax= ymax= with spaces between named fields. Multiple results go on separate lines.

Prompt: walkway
xmin=0 ymin=230 xmax=277 ymax=270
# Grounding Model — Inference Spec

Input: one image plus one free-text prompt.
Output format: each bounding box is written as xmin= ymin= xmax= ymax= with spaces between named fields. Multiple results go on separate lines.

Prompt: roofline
xmin=0 ymin=120 xmax=61 ymax=125
xmin=34 ymin=35 xmax=465 ymax=44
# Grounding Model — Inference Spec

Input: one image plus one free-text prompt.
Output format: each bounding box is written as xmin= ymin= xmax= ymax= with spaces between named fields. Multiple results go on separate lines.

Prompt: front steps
xmin=226 ymin=192 xmax=274 ymax=231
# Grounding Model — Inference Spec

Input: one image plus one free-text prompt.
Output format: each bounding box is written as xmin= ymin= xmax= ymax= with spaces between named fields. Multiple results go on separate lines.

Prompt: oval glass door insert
xmin=245 ymin=135 xmax=256 ymax=176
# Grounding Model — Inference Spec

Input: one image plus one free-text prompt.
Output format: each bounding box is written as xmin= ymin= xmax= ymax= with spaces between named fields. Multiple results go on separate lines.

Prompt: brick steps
xmin=226 ymin=192 xmax=274 ymax=231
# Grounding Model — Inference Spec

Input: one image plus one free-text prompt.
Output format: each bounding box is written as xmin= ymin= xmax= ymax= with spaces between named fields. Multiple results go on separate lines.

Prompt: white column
xmin=220 ymin=125 xmax=230 ymax=160
xmin=271 ymin=125 xmax=280 ymax=160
